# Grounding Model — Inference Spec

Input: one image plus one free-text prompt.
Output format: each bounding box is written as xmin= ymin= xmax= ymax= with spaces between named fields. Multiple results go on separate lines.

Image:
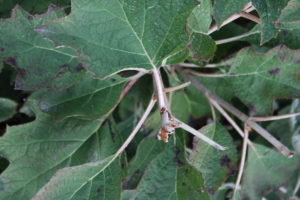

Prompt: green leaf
xmin=228 ymin=46 xmax=300 ymax=115
xmin=186 ymin=76 xmax=234 ymax=118
xmin=124 ymin=136 xmax=165 ymax=189
xmin=277 ymin=0 xmax=300 ymax=30
xmin=0 ymin=107 xmax=101 ymax=199
xmin=39 ymin=74 xmax=127 ymax=120
xmin=213 ymin=0 xmax=248 ymax=26
xmin=0 ymin=98 xmax=17 ymax=122
xmin=171 ymin=91 xmax=192 ymax=122
xmin=242 ymin=143 xmax=300 ymax=200
xmin=32 ymin=156 xmax=121 ymax=200
xmin=189 ymin=122 xmax=238 ymax=194
xmin=0 ymin=6 xmax=85 ymax=90
xmin=189 ymin=33 xmax=216 ymax=61
xmin=30 ymin=118 xmax=124 ymax=200
xmin=134 ymin=137 xmax=210 ymax=200
xmin=0 ymin=0 xmax=70 ymax=17
xmin=188 ymin=0 xmax=212 ymax=33
xmin=252 ymin=0 xmax=289 ymax=44
xmin=38 ymin=0 xmax=196 ymax=78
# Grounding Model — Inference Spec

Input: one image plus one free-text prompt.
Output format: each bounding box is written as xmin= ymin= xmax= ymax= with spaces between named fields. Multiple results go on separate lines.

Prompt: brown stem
xmin=182 ymin=71 xmax=294 ymax=158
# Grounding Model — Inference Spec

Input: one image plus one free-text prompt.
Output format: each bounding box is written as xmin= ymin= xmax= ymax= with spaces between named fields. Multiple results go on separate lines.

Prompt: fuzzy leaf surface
xmin=189 ymin=122 xmax=238 ymax=194
xmin=252 ymin=0 xmax=289 ymax=43
xmin=188 ymin=0 xmax=212 ymax=33
xmin=38 ymin=0 xmax=196 ymax=78
xmin=134 ymin=136 xmax=210 ymax=200
xmin=228 ymin=46 xmax=300 ymax=115
xmin=39 ymin=74 xmax=127 ymax=120
xmin=213 ymin=0 xmax=248 ymax=26
xmin=242 ymin=143 xmax=299 ymax=200
xmin=0 ymin=6 xmax=84 ymax=90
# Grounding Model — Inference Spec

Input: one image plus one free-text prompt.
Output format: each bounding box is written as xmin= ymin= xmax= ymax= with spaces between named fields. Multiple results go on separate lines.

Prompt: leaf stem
xmin=182 ymin=72 xmax=294 ymax=157
xmin=175 ymin=118 xmax=227 ymax=151
xmin=164 ymin=82 xmax=190 ymax=93
xmin=209 ymin=98 xmax=255 ymax=150
xmin=250 ymin=112 xmax=300 ymax=122
xmin=111 ymin=96 xmax=156 ymax=162
xmin=215 ymin=31 xmax=260 ymax=45
xmin=233 ymin=124 xmax=249 ymax=197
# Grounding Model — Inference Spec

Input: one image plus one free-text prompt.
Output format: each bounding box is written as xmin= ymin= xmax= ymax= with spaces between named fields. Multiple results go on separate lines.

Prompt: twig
xmin=251 ymin=112 xmax=300 ymax=122
xmin=208 ymin=3 xmax=255 ymax=35
xmin=240 ymin=11 xmax=261 ymax=24
xmin=186 ymin=70 xmax=238 ymax=78
xmin=293 ymin=172 xmax=300 ymax=197
xmin=178 ymin=60 xmax=233 ymax=68
xmin=208 ymin=100 xmax=217 ymax=121
xmin=175 ymin=118 xmax=227 ymax=151
xmin=164 ymin=82 xmax=190 ymax=93
xmin=111 ymin=96 xmax=156 ymax=162
xmin=182 ymin=72 xmax=294 ymax=157
xmin=209 ymin=98 xmax=255 ymax=150
xmin=233 ymin=124 xmax=249 ymax=197
xmin=215 ymin=31 xmax=260 ymax=45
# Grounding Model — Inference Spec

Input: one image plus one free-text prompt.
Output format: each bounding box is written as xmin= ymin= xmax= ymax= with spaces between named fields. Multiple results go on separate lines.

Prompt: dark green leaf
xmin=189 ymin=122 xmax=238 ymax=194
xmin=228 ymin=46 xmax=300 ymax=115
xmin=0 ymin=6 xmax=85 ymax=90
xmin=124 ymin=136 xmax=164 ymax=189
xmin=39 ymin=74 xmax=127 ymax=120
xmin=0 ymin=106 xmax=101 ymax=199
xmin=134 ymin=137 xmax=210 ymax=200
xmin=242 ymin=143 xmax=299 ymax=200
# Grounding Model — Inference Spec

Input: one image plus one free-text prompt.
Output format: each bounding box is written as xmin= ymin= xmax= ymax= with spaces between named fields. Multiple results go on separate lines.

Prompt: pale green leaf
xmin=0 ymin=98 xmax=17 ymax=122
xmin=242 ymin=143 xmax=299 ymax=200
xmin=188 ymin=0 xmax=212 ymax=33
xmin=189 ymin=122 xmax=238 ymax=194
xmin=38 ymin=0 xmax=196 ymax=78
xmin=0 ymin=6 xmax=85 ymax=90
xmin=32 ymin=156 xmax=121 ymax=200
xmin=278 ymin=0 xmax=300 ymax=30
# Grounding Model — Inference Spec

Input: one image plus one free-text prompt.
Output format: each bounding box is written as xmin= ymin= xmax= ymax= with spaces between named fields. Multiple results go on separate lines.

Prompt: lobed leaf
xmin=0 ymin=6 xmax=85 ymax=90
xmin=38 ymin=0 xmax=196 ymax=78
xmin=252 ymin=0 xmax=289 ymax=44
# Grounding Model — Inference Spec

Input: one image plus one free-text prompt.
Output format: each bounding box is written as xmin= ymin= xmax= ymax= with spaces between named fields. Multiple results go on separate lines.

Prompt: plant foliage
xmin=0 ymin=0 xmax=300 ymax=200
